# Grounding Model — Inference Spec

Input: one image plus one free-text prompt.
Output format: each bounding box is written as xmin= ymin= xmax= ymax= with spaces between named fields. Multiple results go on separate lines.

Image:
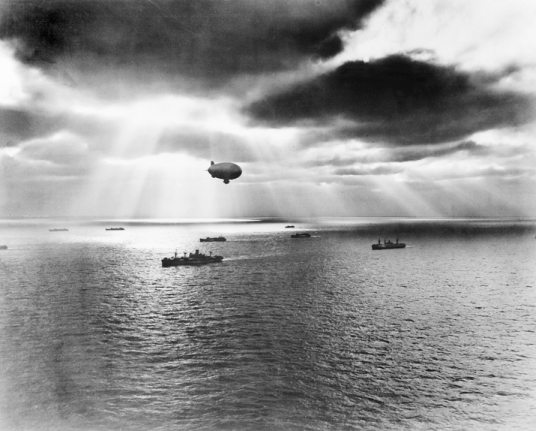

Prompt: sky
xmin=0 ymin=0 xmax=535 ymax=219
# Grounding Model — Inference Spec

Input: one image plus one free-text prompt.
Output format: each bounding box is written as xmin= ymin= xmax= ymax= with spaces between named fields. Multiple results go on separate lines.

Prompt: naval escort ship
xmin=372 ymin=238 xmax=406 ymax=250
xmin=162 ymin=250 xmax=224 ymax=267
xmin=199 ymin=236 xmax=226 ymax=242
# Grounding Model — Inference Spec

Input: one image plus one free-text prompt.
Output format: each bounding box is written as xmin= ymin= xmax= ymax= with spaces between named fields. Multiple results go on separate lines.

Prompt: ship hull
xmin=372 ymin=243 xmax=406 ymax=250
xmin=162 ymin=256 xmax=223 ymax=267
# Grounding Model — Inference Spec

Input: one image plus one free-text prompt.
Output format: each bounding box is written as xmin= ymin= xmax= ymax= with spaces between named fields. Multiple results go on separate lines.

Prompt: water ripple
xmin=0 ymin=222 xmax=535 ymax=430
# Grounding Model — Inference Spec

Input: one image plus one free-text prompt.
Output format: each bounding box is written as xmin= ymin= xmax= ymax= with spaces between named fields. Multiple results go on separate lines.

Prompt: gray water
xmin=0 ymin=218 xmax=535 ymax=431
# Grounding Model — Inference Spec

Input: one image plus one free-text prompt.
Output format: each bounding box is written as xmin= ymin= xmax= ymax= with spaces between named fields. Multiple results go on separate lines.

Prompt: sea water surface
xmin=0 ymin=218 xmax=535 ymax=431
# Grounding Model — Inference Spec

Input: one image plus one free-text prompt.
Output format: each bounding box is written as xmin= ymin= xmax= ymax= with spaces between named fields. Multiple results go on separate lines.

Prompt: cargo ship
xmin=291 ymin=233 xmax=311 ymax=238
xmin=372 ymin=238 xmax=406 ymax=250
xmin=162 ymin=250 xmax=224 ymax=267
xmin=199 ymin=236 xmax=226 ymax=242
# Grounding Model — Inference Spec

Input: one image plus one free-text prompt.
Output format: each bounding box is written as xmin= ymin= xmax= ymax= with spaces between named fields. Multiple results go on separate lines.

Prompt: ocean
xmin=0 ymin=218 xmax=535 ymax=431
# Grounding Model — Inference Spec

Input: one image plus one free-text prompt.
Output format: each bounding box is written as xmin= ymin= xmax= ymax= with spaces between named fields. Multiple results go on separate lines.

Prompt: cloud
xmin=246 ymin=55 xmax=534 ymax=145
xmin=339 ymin=0 xmax=536 ymax=76
xmin=0 ymin=108 xmax=32 ymax=141
xmin=387 ymin=140 xmax=490 ymax=163
xmin=2 ymin=131 xmax=95 ymax=181
xmin=334 ymin=164 xmax=403 ymax=176
xmin=0 ymin=0 xmax=384 ymax=89
xmin=304 ymin=140 xmax=491 ymax=168
xmin=0 ymin=1 xmax=535 ymax=219
xmin=0 ymin=106 xmax=73 ymax=145
xmin=157 ymin=129 xmax=258 ymax=162
xmin=18 ymin=132 xmax=90 ymax=166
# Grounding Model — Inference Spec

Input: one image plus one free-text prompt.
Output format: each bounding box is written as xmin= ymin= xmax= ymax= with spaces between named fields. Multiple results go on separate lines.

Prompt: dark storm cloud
xmin=0 ymin=0 xmax=384 ymax=83
xmin=246 ymin=55 xmax=533 ymax=145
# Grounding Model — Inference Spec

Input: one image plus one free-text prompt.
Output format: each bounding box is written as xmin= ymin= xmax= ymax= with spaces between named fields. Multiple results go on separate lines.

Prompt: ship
xmin=285 ymin=225 xmax=295 ymax=228
xmin=106 ymin=227 xmax=125 ymax=231
xmin=199 ymin=236 xmax=226 ymax=242
xmin=372 ymin=238 xmax=406 ymax=250
xmin=291 ymin=233 xmax=311 ymax=238
xmin=162 ymin=250 xmax=224 ymax=267
xmin=49 ymin=228 xmax=69 ymax=232
xmin=0 ymin=245 xmax=7 ymax=250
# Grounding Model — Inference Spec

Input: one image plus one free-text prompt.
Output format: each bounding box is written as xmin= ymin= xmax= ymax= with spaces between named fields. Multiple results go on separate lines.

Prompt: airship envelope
xmin=208 ymin=161 xmax=242 ymax=184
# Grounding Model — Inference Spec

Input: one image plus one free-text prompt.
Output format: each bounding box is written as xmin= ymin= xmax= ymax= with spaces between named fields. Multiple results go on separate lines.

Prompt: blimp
xmin=208 ymin=161 xmax=242 ymax=184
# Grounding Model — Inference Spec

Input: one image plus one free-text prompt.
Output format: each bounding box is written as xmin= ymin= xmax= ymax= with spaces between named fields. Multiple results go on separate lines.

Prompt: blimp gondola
xmin=208 ymin=161 xmax=242 ymax=184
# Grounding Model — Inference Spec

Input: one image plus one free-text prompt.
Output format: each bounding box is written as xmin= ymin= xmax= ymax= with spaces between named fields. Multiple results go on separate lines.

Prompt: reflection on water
xmin=0 ymin=218 xmax=535 ymax=430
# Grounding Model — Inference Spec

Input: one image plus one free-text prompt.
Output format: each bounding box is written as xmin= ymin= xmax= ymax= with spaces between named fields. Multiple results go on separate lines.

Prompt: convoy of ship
xmin=2 ymin=221 xmax=409 ymax=263
xmin=0 ymin=161 xmax=414 ymax=262
xmin=0 ymin=159 xmax=410 ymax=263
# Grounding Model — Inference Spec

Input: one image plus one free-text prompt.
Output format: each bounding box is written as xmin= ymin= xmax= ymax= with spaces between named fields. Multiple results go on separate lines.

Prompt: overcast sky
xmin=0 ymin=0 xmax=535 ymax=219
